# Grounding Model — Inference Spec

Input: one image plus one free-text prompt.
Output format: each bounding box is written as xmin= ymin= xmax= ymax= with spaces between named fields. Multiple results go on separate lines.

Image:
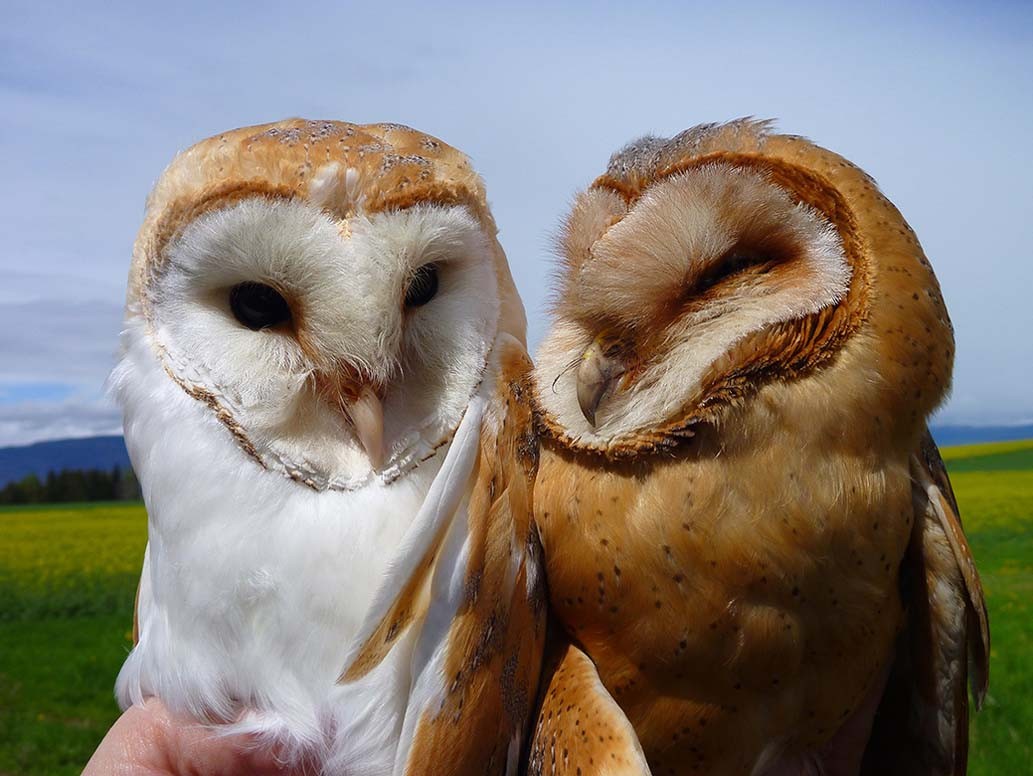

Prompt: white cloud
xmin=0 ymin=398 xmax=121 ymax=447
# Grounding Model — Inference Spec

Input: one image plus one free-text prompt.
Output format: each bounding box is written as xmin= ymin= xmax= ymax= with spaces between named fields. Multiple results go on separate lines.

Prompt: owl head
xmin=535 ymin=120 xmax=954 ymax=456
xmin=123 ymin=119 xmax=526 ymax=490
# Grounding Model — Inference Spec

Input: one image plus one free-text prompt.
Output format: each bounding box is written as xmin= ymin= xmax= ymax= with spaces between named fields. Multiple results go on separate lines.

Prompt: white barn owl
xmin=112 ymin=119 xmax=545 ymax=775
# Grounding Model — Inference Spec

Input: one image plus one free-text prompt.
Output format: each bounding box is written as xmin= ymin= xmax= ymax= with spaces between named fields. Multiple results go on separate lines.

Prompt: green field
xmin=1 ymin=441 xmax=1031 ymax=775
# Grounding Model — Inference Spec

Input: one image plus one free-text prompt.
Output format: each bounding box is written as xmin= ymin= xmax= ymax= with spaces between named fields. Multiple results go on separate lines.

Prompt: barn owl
xmin=110 ymin=119 xmax=545 ymax=775
xmin=529 ymin=120 xmax=989 ymax=775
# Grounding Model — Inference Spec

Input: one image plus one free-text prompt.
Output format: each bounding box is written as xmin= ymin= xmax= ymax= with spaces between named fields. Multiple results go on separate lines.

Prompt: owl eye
xmin=697 ymin=251 xmax=766 ymax=292
xmin=404 ymin=263 xmax=439 ymax=307
xmin=229 ymin=282 xmax=292 ymax=330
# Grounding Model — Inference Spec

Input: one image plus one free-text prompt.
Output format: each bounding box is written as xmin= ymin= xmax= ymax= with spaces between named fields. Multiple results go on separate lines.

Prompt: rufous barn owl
xmin=528 ymin=120 xmax=988 ymax=775
xmin=111 ymin=119 xmax=545 ymax=775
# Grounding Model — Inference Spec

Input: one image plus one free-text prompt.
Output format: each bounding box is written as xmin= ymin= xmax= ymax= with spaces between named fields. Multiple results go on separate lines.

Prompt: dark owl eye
xmin=698 ymin=251 xmax=766 ymax=292
xmin=404 ymin=263 xmax=439 ymax=307
xmin=229 ymin=282 xmax=292 ymax=330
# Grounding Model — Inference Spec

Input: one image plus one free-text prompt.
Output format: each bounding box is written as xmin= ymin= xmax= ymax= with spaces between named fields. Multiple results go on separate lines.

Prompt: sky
xmin=1 ymin=1 xmax=1031 ymax=446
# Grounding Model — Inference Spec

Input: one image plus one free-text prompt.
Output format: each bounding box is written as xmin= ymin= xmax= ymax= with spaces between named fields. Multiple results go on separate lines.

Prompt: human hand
xmin=83 ymin=698 xmax=296 ymax=775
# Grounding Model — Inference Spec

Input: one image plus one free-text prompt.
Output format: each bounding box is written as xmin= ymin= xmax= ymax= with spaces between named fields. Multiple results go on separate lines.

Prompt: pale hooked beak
xmin=575 ymin=334 xmax=626 ymax=427
xmin=345 ymin=385 xmax=384 ymax=470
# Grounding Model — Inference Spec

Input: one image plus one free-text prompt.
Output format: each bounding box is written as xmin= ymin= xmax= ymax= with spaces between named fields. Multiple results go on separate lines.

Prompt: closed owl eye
xmin=229 ymin=282 xmax=292 ymax=330
xmin=404 ymin=263 xmax=439 ymax=307
xmin=697 ymin=250 xmax=769 ymax=293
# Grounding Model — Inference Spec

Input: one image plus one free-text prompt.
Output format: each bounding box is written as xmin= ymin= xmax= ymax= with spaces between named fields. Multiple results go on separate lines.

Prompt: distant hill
xmin=0 ymin=426 xmax=1031 ymax=487
xmin=930 ymin=424 xmax=1033 ymax=447
xmin=0 ymin=436 xmax=131 ymax=487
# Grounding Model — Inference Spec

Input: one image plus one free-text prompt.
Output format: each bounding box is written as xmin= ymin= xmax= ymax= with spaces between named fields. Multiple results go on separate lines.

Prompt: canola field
xmin=1 ymin=441 xmax=1031 ymax=775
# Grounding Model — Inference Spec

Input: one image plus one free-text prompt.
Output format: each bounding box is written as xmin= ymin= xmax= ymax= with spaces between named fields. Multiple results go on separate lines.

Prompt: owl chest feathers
xmin=114 ymin=324 xmax=489 ymax=771
xmin=535 ymin=423 xmax=914 ymax=768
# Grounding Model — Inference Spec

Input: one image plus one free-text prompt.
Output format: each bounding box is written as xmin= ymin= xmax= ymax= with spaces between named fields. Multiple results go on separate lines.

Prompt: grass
xmin=951 ymin=465 xmax=1033 ymax=775
xmin=0 ymin=503 xmax=144 ymax=775
xmin=0 ymin=444 xmax=1030 ymax=775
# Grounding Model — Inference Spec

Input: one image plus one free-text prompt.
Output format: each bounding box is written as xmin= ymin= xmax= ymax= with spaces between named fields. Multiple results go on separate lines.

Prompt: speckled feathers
xmin=530 ymin=120 xmax=987 ymax=776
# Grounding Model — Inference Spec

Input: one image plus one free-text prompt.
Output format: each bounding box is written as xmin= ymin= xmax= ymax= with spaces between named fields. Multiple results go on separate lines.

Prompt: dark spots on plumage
xmin=655 ymin=600 xmax=663 ymax=609
xmin=600 ymin=538 xmax=609 ymax=547
xmin=463 ymin=569 xmax=482 ymax=604
xmin=791 ymin=586 xmax=800 ymax=597
xmin=673 ymin=573 xmax=684 ymax=583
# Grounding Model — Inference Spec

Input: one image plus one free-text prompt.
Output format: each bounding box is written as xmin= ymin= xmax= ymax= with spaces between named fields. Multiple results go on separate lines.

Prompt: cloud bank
xmin=2 ymin=1 xmax=1031 ymax=444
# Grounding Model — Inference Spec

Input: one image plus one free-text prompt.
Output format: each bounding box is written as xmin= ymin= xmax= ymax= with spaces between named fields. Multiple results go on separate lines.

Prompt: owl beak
xmin=576 ymin=335 xmax=625 ymax=427
xmin=345 ymin=386 xmax=384 ymax=470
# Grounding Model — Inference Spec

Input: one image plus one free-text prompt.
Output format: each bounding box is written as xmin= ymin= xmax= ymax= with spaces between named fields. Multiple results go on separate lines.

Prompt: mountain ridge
xmin=2 ymin=425 xmax=1032 ymax=487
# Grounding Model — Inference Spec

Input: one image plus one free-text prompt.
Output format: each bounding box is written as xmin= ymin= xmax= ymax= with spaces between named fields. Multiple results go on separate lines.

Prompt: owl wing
xmin=340 ymin=334 xmax=547 ymax=776
xmin=862 ymin=429 xmax=990 ymax=775
xmin=527 ymin=634 xmax=651 ymax=776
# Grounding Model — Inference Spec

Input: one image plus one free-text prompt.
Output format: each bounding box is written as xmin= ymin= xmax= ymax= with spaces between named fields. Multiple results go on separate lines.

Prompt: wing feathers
xmin=528 ymin=638 xmax=651 ymax=776
xmin=400 ymin=338 xmax=546 ymax=775
xmin=339 ymin=396 xmax=486 ymax=682
xmin=916 ymin=433 xmax=990 ymax=706
xmin=862 ymin=430 xmax=989 ymax=775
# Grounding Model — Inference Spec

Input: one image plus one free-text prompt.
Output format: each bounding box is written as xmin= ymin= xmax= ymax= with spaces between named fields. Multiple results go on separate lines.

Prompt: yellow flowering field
xmin=0 ymin=443 xmax=1030 ymax=775
xmin=0 ymin=502 xmax=147 ymax=620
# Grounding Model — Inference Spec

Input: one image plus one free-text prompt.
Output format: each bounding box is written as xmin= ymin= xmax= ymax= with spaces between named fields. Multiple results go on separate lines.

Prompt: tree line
xmin=0 ymin=466 xmax=142 ymax=505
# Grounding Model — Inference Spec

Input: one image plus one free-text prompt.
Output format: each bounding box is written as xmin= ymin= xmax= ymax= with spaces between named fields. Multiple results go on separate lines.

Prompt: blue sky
xmin=1 ymin=1 xmax=1031 ymax=445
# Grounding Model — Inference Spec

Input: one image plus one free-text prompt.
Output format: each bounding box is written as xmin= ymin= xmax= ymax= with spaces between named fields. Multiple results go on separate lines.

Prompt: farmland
xmin=1 ymin=441 xmax=1031 ymax=775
